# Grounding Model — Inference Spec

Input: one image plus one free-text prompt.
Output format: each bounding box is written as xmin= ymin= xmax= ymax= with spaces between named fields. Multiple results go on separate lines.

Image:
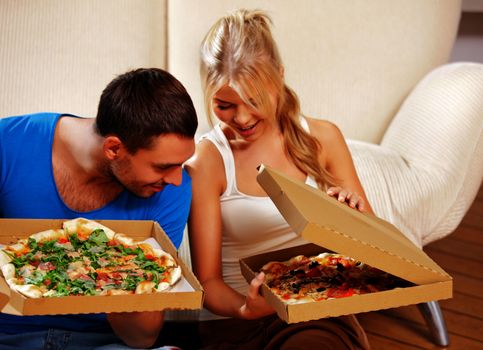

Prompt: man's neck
xmin=55 ymin=117 xmax=109 ymax=182
xmin=52 ymin=116 xmax=123 ymax=212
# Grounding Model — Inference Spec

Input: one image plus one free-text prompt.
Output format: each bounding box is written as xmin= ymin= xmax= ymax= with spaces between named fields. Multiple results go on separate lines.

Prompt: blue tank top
xmin=0 ymin=113 xmax=192 ymax=333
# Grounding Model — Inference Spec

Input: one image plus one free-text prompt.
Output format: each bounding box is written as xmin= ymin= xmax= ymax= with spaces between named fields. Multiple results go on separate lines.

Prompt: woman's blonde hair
xmin=200 ymin=9 xmax=336 ymax=189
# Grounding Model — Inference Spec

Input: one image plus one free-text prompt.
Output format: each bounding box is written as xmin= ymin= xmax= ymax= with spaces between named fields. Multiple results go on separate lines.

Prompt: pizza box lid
xmin=256 ymin=165 xmax=451 ymax=285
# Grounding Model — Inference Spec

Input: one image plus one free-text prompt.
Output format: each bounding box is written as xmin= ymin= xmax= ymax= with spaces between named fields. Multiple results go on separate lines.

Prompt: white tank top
xmin=198 ymin=118 xmax=317 ymax=320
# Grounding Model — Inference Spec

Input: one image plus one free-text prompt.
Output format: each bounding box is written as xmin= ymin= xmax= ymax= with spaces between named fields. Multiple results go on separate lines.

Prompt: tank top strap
xmin=299 ymin=115 xmax=310 ymax=133
xmin=198 ymin=124 xmax=237 ymax=197
xmin=298 ymin=116 xmax=318 ymax=188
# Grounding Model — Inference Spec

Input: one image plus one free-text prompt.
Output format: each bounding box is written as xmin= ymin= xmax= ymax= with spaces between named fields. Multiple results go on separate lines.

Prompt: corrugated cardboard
xmin=0 ymin=219 xmax=204 ymax=315
xmin=239 ymin=165 xmax=452 ymax=323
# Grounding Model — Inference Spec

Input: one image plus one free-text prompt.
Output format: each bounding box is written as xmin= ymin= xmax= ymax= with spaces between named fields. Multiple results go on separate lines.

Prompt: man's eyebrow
xmin=153 ymin=163 xmax=183 ymax=169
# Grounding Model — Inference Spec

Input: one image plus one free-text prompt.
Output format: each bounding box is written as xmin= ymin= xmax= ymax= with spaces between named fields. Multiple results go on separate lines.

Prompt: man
xmin=0 ymin=68 xmax=197 ymax=349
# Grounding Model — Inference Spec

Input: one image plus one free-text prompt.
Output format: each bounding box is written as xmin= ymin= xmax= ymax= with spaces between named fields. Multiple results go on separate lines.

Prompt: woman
xmin=186 ymin=9 xmax=372 ymax=350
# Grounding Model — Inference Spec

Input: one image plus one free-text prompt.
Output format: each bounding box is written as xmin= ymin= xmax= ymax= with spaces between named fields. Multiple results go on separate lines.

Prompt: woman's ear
xmin=103 ymin=136 xmax=124 ymax=160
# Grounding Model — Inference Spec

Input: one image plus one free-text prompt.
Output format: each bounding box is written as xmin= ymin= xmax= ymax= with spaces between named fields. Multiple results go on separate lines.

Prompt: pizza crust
xmin=63 ymin=218 xmax=116 ymax=240
xmin=14 ymin=284 xmax=43 ymax=298
xmin=113 ymin=233 xmax=134 ymax=246
xmin=0 ymin=250 xmax=12 ymax=268
xmin=30 ymin=229 xmax=65 ymax=243
xmin=1 ymin=263 xmax=15 ymax=280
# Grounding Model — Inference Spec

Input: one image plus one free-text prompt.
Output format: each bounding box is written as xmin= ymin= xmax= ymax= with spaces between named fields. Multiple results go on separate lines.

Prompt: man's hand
xmin=0 ymin=292 xmax=8 ymax=310
xmin=107 ymin=311 xmax=164 ymax=348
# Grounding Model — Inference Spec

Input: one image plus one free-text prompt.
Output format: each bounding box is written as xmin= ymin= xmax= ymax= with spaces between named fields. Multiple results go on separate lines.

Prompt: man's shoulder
xmin=0 ymin=112 xmax=62 ymax=131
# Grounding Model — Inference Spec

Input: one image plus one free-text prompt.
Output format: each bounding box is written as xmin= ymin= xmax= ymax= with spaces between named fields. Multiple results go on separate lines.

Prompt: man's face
xmin=110 ymin=134 xmax=195 ymax=198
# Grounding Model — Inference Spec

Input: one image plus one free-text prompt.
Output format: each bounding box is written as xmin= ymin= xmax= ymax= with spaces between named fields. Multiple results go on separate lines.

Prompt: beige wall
xmin=0 ymin=0 xmax=166 ymax=119
xmin=0 ymin=0 xmax=469 ymax=145
xmin=168 ymin=0 xmax=461 ymax=143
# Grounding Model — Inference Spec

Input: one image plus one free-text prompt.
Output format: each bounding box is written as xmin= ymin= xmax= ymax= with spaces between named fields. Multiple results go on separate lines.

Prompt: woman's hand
xmin=239 ymin=272 xmax=275 ymax=320
xmin=327 ymin=186 xmax=366 ymax=212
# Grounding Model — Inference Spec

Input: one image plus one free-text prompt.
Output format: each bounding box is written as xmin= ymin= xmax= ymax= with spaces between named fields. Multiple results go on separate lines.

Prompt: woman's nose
xmin=233 ymin=105 xmax=252 ymax=125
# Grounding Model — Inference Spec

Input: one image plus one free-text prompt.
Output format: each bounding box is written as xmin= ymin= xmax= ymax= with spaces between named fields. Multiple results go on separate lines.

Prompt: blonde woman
xmin=186 ymin=9 xmax=372 ymax=349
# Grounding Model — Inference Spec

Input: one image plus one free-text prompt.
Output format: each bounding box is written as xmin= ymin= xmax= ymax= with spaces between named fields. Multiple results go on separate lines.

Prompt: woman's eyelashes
xmin=216 ymin=103 xmax=234 ymax=110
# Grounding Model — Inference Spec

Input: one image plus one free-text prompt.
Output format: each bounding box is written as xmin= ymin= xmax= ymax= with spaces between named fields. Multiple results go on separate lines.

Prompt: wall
xmin=1 ymin=0 xmax=480 ymax=137
xmin=167 ymin=0 xmax=462 ymax=143
xmin=0 ymin=0 xmax=166 ymax=119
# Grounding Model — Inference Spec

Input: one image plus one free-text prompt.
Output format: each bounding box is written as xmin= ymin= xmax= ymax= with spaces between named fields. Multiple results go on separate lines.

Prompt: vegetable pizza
xmin=0 ymin=218 xmax=181 ymax=298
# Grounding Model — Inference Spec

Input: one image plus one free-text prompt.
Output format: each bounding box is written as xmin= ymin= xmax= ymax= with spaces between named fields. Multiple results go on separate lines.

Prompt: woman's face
xmin=212 ymin=85 xmax=277 ymax=141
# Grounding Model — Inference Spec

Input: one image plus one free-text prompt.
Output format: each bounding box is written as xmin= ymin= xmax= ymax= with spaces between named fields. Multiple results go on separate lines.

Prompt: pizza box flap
xmin=256 ymin=165 xmax=450 ymax=285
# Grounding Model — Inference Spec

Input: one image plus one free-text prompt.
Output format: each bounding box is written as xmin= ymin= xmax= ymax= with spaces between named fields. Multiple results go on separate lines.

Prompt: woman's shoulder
xmin=185 ymin=136 xmax=226 ymax=193
xmin=186 ymin=138 xmax=223 ymax=171
xmin=304 ymin=116 xmax=345 ymax=146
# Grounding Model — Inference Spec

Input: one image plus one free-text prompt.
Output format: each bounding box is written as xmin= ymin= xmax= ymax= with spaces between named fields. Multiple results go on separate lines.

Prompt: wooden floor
xmin=357 ymin=186 xmax=483 ymax=350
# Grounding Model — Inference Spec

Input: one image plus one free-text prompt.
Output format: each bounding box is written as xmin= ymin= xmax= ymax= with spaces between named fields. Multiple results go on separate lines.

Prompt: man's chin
xmin=127 ymin=187 xmax=160 ymax=198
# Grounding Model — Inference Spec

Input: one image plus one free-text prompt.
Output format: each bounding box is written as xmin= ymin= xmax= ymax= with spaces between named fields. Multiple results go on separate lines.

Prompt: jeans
xmin=0 ymin=329 xmax=181 ymax=350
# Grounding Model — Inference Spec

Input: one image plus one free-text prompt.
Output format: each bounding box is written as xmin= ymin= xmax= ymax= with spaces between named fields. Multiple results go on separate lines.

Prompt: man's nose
xmin=163 ymin=166 xmax=183 ymax=187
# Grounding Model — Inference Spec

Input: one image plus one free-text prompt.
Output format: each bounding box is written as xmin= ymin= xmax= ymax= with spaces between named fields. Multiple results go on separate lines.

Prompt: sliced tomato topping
xmin=282 ymin=293 xmax=292 ymax=300
xmin=96 ymin=272 xmax=109 ymax=281
xmin=110 ymin=272 xmax=122 ymax=280
xmin=327 ymin=288 xmax=355 ymax=299
xmin=57 ymin=237 xmax=69 ymax=244
xmin=107 ymin=240 xmax=118 ymax=247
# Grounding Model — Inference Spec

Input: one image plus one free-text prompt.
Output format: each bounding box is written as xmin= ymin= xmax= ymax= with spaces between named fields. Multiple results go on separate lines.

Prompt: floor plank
xmin=366 ymin=333 xmax=427 ymax=350
xmin=448 ymin=272 xmax=483 ymax=298
xmin=450 ymin=225 xmax=483 ymax=246
xmin=428 ymin=237 xmax=483 ymax=262
xmin=378 ymin=305 xmax=483 ymax=342
xmin=424 ymin=250 xmax=483 ymax=279
xmin=439 ymin=293 xmax=483 ymax=320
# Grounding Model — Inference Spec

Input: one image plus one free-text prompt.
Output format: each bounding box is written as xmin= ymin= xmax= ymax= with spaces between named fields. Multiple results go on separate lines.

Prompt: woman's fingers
xmin=247 ymin=272 xmax=264 ymax=300
xmin=326 ymin=187 xmax=365 ymax=212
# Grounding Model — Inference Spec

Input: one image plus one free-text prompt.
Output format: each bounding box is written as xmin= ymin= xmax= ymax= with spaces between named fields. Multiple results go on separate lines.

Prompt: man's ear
xmin=103 ymin=136 xmax=125 ymax=160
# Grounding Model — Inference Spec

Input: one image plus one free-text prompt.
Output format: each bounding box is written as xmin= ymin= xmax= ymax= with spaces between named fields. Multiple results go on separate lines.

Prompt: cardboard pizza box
xmin=0 ymin=219 xmax=204 ymax=315
xmin=239 ymin=165 xmax=452 ymax=323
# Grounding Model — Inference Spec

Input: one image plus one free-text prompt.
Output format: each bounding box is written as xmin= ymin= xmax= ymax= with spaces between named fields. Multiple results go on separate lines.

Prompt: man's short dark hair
xmin=95 ymin=68 xmax=198 ymax=153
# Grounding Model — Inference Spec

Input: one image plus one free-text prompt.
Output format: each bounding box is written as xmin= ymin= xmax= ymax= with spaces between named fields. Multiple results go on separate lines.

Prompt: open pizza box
xmin=239 ymin=165 xmax=452 ymax=324
xmin=0 ymin=219 xmax=204 ymax=315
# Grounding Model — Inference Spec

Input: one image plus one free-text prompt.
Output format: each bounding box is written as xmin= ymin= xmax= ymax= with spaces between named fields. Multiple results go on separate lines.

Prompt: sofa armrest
xmin=348 ymin=62 xmax=483 ymax=246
